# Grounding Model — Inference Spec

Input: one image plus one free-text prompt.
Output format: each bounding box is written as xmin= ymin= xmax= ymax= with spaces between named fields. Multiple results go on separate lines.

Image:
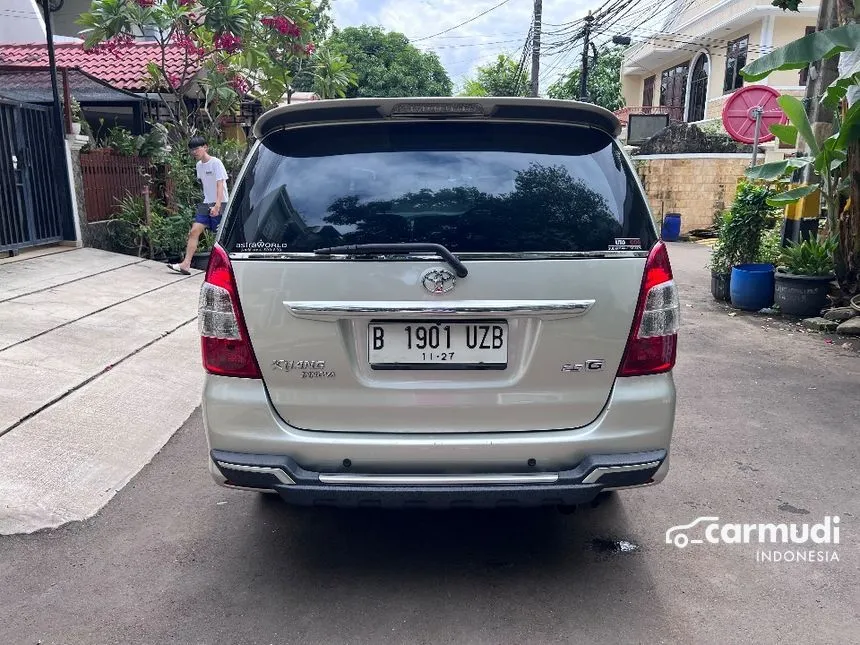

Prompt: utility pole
xmin=579 ymin=11 xmax=594 ymax=101
xmin=530 ymin=0 xmax=542 ymax=97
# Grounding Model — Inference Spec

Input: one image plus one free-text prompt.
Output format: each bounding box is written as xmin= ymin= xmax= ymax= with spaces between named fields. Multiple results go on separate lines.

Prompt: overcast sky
xmin=329 ymin=0 xmax=610 ymax=94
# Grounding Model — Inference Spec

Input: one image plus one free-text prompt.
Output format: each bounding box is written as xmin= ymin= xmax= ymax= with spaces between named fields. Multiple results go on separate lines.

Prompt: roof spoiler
xmin=252 ymin=97 xmax=621 ymax=140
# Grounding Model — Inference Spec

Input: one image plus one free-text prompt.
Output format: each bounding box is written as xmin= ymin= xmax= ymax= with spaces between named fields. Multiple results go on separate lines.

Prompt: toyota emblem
xmin=421 ymin=268 xmax=456 ymax=295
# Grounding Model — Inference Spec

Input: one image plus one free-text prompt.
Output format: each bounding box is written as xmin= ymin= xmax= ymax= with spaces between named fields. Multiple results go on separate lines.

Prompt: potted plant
xmin=773 ymin=236 xmax=836 ymax=317
xmin=70 ymin=98 xmax=84 ymax=135
xmin=707 ymin=181 xmax=780 ymax=308
xmin=707 ymin=239 xmax=732 ymax=302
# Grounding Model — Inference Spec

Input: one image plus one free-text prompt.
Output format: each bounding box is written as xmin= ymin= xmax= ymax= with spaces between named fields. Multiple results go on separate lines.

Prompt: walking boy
xmin=168 ymin=136 xmax=229 ymax=274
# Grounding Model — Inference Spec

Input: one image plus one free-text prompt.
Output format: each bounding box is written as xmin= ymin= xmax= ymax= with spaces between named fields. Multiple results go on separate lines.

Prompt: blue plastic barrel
xmin=661 ymin=213 xmax=682 ymax=242
xmin=730 ymin=263 xmax=775 ymax=311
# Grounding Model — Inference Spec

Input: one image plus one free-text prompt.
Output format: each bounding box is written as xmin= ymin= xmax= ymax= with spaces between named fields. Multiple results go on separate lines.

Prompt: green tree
xmin=547 ymin=45 xmax=625 ymax=111
xmin=460 ymin=54 xmax=529 ymax=97
xmin=311 ymin=46 xmax=357 ymax=98
xmin=326 ymin=25 xmax=452 ymax=97
xmin=287 ymin=0 xmax=333 ymax=95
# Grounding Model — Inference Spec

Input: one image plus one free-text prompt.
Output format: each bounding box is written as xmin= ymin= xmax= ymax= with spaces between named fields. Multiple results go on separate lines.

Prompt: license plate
xmin=368 ymin=321 xmax=508 ymax=369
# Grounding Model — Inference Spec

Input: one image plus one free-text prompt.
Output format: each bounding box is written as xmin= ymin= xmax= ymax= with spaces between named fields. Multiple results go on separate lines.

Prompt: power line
xmin=410 ymin=0 xmax=514 ymax=42
xmin=513 ymin=21 xmax=533 ymax=95
xmin=423 ymin=38 xmax=523 ymax=50
xmin=603 ymin=29 xmax=759 ymax=62
xmin=601 ymin=21 xmax=775 ymax=53
xmin=418 ymin=31 xmax=525 ymax=40
xmin=604 ymin=0 xmax=717 ymax=59
xmin=593 ymin=0 xmax=650 ymax=36
xmin=540 ymin=46 xmax=582 ymax=87
xmin=598 ymin=23 xmax=775 ymax=55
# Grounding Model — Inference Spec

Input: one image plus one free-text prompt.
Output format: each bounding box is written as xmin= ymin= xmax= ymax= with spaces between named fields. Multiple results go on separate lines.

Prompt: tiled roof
xmin=0 ymin=42 xmax=200 ymax=92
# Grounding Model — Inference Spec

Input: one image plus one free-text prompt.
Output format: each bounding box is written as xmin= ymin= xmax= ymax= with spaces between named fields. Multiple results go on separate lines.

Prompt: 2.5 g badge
xmin=561 ymin=359 xmax=605 ymax=373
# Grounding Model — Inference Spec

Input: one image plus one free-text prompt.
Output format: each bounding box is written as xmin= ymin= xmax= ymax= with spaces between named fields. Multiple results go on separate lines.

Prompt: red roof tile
xmin=0 ymin=42 xmax=200 ymax=92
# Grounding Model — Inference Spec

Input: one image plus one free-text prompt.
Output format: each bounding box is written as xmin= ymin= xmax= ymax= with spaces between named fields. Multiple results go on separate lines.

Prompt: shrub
xmin=707 ymin=181 xmax=781 ymax=272
xmin=778 ymin=236 xmax=836 ymax=276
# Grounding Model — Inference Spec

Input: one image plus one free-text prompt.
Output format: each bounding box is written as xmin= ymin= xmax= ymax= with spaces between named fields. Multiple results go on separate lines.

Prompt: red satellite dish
xmin=722 ymin=85 xmax=787 ymax=144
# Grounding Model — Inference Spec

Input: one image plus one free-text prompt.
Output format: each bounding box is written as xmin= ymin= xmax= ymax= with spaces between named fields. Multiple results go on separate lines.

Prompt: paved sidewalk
xmin=0 ymin=247 xmax=205 ymax=534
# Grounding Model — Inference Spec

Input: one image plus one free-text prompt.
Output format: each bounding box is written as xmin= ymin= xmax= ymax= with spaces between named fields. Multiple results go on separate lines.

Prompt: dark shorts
xmin=194 ymin=203 xmax=225 ymax=232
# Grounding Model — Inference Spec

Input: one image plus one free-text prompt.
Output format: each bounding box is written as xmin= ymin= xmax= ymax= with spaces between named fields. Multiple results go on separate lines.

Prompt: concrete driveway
xmin=0 ymin=247 xmax=204 ymax=534
xmin=0 ymin=243 xmax=857 ymax=644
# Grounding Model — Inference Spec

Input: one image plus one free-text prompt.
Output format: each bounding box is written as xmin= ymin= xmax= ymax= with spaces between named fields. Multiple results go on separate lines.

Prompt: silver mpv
xmin=199 ymin=97 xmax=680 ymax=509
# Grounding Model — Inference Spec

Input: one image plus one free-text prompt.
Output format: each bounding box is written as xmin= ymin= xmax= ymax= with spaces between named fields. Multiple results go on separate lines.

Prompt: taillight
xmin=618 ymin=241 xmax=680 ymax=377
xmin=199 ymin=244 xmax=262 ymax=379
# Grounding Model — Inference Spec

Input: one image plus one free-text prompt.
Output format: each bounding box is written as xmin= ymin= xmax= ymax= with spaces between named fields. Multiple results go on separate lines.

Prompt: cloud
xmin=330 ymin=0 xmax=605 ymax=93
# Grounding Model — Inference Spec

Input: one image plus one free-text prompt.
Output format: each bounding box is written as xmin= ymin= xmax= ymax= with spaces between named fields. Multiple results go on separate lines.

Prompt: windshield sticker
xmin=234 ymin=241 xmax=290 ymax=252
xmin=608 ymin=238 xmax=642 ymax=251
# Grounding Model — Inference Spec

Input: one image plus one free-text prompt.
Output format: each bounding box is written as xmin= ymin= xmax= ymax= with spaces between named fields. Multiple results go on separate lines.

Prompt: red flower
xmin=214 ymin=32 xmax=242 ymax=54
xmin=216 ymin=63 xmax=227 ymax=74
xmin=229 ymin=74 xmax=249 ymax=95
xmin=304 ymin=42 xmax=315 ymax=55
xmin=174 ymin=33 xmax=206 ymax=58
xmin=84 ymin=33 xmax=134 ymax=58
xmin=261 ymin=15 xmax=301 ymax=38
xmin=168 ymin=73 xmax=181 ymax=89
xmin=178 ymin=0 xmax=195 ymax=5
xmin=135 ymin=0 xmax=156 ymax=7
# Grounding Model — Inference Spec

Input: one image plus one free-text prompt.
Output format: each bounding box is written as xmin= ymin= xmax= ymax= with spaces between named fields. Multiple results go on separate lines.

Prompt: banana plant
xmin=745 ymin=95 xmax=859 ymax=232
xmin=740 ymin=23 xmax=860 ymax=111
xmin=740 ymin=22 xmax=860 ymax=227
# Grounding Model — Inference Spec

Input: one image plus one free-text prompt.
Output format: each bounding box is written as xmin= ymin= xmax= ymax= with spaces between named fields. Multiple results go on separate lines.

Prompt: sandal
xmin=167 ymin=263 xmax=191 ymax=275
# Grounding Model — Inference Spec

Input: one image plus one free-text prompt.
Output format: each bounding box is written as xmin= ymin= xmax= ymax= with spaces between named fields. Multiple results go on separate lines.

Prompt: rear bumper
xmin=202 ymin=372 xmax=676 ymax=475
xmin=210 ymin=448 xmax=667 ymax=509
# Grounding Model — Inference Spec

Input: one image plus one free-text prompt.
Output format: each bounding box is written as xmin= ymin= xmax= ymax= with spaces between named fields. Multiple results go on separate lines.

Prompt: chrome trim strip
xmin=230 ymin=251 xmax=649 ymax=260
xmin=581 ymin=461 xmax=661 ymax=484
xmin=216 ymin=462 xmax=296 ymax=485
xmin=285 ymin=299 xmax=595 ymax=320
xmin=318 ymin=473 xmax=560 ymax=486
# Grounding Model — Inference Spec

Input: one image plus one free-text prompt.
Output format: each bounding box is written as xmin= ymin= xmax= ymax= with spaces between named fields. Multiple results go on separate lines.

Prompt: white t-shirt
xmin=196 ymin=157 xmax=229 ymax=204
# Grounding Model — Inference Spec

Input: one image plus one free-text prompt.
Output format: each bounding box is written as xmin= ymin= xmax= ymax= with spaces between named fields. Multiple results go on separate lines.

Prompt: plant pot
xmin=774 ymin=270 xmax=834 ymax=317
xmin=730 ymin=263 xmax=774 ymax=311
xmin=711 ymin=271 xmax=731 ymax=302
xmin=190 ymin=251 xmax=211 ymax=271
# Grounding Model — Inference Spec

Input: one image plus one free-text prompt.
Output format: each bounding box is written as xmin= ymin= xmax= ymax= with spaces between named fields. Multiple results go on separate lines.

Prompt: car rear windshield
xmin=222 ymin=120 xmax=657 ymax=254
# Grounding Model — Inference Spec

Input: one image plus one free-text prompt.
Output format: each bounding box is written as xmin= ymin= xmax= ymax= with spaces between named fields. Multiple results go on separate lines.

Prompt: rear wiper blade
xmin=313 ymin=243 xmax=468 ymax=278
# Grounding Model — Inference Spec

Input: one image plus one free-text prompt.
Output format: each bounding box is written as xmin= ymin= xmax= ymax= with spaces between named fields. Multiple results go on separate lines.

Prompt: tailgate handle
xmin=284 ymin=299 xmax=595 ymax=320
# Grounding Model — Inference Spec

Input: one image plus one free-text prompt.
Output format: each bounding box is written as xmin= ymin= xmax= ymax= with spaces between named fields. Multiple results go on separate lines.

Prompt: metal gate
xmin=0 ymin=99 xmax=68 ymax=253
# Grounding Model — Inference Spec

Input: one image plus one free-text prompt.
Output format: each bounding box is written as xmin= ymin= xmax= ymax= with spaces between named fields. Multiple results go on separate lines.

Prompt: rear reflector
xmin=618 ymin=242 xmax=680 ymax=377
xmin=199 ymin=245 xmax=261 ymax=379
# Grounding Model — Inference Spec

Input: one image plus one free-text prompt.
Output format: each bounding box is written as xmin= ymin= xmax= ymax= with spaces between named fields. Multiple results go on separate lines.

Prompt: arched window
xmin=688 ymin=54 xmax=709 ymax=122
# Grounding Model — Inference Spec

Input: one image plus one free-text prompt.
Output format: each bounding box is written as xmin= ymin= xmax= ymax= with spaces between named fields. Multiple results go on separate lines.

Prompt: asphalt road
xmin=1 ymin=242 xmax=858 ymax=645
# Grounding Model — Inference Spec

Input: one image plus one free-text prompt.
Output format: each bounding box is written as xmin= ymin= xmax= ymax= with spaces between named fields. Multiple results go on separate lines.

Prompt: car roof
xmin=253 ymin=97 xmax=621 ymax=140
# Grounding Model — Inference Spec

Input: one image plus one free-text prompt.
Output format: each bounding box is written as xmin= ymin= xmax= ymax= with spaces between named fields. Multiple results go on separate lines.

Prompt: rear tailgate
xmin=233 ymin=256 xmax=645 ymax=433
xmin=221 ymin=101 xmax=657 ymax=434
